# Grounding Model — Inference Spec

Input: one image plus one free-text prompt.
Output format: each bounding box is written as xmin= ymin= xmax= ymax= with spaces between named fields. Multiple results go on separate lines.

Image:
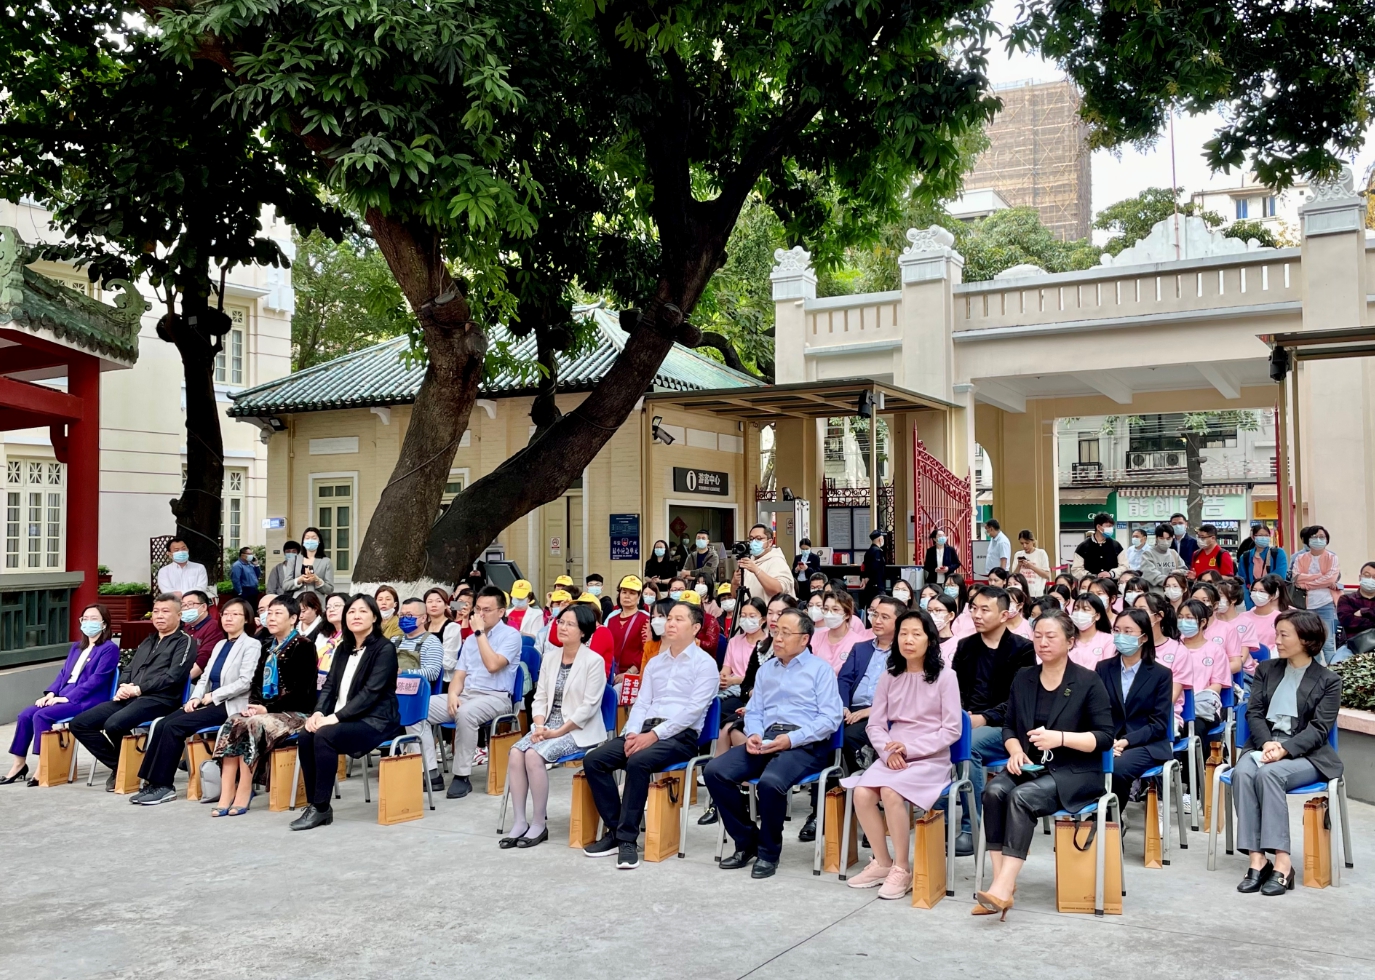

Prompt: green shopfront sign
xmin=1115 ymin=493 xmax=1246 ymax=526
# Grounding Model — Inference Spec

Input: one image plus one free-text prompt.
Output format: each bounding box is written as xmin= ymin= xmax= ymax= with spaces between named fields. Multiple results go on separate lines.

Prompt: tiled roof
xmin=229 ymin=305 xmax=760 ymax=417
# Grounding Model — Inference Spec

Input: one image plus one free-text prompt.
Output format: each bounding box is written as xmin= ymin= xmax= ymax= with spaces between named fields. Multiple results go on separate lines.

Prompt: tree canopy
xmin=291 ymin=231 xmax=414 ymax=371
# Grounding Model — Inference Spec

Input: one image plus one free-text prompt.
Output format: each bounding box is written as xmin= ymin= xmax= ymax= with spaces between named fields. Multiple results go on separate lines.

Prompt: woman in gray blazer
xmin=283 ymin=526 xmax=335 ymax=600
xmin=1232 ymin=609 xmax=1343 ymax=895
xmin=131 ymin=598 xmax=263 ymax=805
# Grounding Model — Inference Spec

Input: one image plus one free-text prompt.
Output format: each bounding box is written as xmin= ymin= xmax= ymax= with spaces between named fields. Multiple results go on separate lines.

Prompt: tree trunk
xmin=350 ymin=211 xmax=486 ymax=583
xmin=1184 ymin=432 xmax=1205 ymax=527
xmin=167 ymin=288 xmax=225 ymax=579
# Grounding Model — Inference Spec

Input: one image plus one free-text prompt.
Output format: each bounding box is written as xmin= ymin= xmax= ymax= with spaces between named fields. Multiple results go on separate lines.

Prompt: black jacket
xmin=1002 ymin=662 xmax=1115 ymax=812
xmin=121 ymin=631 xmax=197 ymax=706
xmin=250 ymin=634 xmax=318 ymax=715
xmin=951 ymin=629 xmax=1036 ymax=728
xmin=1095 ymin=657 xmax=1173 ymax=762
xmin=923 ymin=544 xmax=962 ymax=583
xmin=315 ymin=633 xmax=400 ymax=733
xmin=1245 ymin=658 xmax=1343 ymax=780
xmin=792 ymin=551 xmax=823 ymax=583
xmin=643 ymin=555 xmax=680 ymax=581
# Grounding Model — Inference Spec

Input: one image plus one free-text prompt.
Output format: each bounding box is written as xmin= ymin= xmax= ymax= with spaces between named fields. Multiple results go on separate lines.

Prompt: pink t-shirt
xmin=1205 ymin=619 xmax=1242 ymax=674
xmin=1008 ymin=618 xmax=1032 ymax=640
xmin=1156 ymin=637 xmax=1192 ymax=722
xmin=722 ymin=633 xmax=761 ymax=678
xmin=1183 ymin=636 xmax=1232 ymax=695
xmin=1232 ymin=609 xmax=1279 ymax=676
xmin=810 ymin=626 xmax=864 ymax=674
xmin=1068 ymin=630 xmax=1114 ymax=669
xmin=939 ymin=634 xmax=959 ymax=665
xmin=951 ymin=608 xmax=976 ymax=639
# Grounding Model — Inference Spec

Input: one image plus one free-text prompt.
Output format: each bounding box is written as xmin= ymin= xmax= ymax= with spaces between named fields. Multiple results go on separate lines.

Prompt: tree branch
xmin=695 ymin=331 xmax=763 ymax=379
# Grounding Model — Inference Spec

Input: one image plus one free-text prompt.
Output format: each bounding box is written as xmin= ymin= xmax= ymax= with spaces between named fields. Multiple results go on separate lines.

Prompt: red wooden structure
xmin=912 ymin=434 xmax=973 ymax=571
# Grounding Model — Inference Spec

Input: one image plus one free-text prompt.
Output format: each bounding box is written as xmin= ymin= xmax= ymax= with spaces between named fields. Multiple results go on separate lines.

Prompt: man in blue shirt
xmin=230 ymin=547 xmax=260 ymax=606
xmin=704 ymin=608 xmax=843 ymax=878
xmin=427 ymin=587 xmax=522 ymax=799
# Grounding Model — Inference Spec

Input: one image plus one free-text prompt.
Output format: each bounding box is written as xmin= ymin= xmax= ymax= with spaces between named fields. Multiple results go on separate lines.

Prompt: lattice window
xmin=2 ymin=459 xmax=64 ymax=571
xmin=215 ymin=306 xmax=247 ymax=385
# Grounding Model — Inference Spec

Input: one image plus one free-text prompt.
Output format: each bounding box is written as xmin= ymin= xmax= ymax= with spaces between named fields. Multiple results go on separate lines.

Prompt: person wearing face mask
xmin=391 ymin=597 xmax=446 ymax=790
xmin=266 ymin=541 xmax=301 ymax=596
xmin=1235 ymin=575 xmax=1290 ymax=675
xmin=1125 ymin=529 xmax=1147 ymax=571
xmin=664 ymin=576 xmax=689 ymax=604
xmin=287 ymin=527 xmax=335 ymax=601
xmin=1237 ymin=523 xmax=1288 ymax=599
xmin=810 ymin=590 xmax=865 ymax=675
xmin=1169 ymin=514 xmax=1200 ymax=566
xmin=891 ymin=580 xmax=914 ymax=609
xmin=698 ymin=597 xmax=773 ymax=826
xmin=644 ymin=539 xmax=679 ymax=582
xmin=230 ymin=546 xmax=261 ymax=606
xmin=1071 ymin=513 xmax=1127 ymax=580
xmin=1291 ymin=525 xmax=1341 ymax=663
xmin=945 ymin=573 xmax=976 ymax=639
xmin=732 ymin=523 xmax=794 ymax=600
xmin=1162 ymin=571 xmax=1191 ymax=612
xmin=916 ymin=584 xmax=940 ymax=613
xmin=1177 ymin=600 xmax=1232 ymax=753
xmin=793 ymin=537 xmax=822 ymax=584
xmin=179 ymin=591 xmax=227 ymax=679
xmin=922 ymin=528 xmax=962 ymax=586
xmin=685 ymin=529 xmax=721 ymax=580
xmin=585 ymin=573 xmax=615 ymax=619
xmin=1334 ymin=562 xmax=1375 ymax=664
xmin=1003 ymin=587 xmax=1032 ymax=639
xmin=605 ymin=575 xmax=650 ymax=684
xmin=1095 ymin=608 xmax=1174 ymax=813
xmin=1187 ymin=523 xmax=1235 ymax=579
xmin=1068 ymin=594 xmax=1114 ymax=668
xmin=1086 ymin=578 xmax=1122 ymax=616
xmin=1209 ymin=580 xmax=1250 ymax=674
xmin=928 ymin=594 xmax=960 ymax=664
xmin=711 ymin=582 xmax=738 ymax=629
xmin=156 ymin=538 xmax=209 ymax=599
xmin=638 ymin=599 xmax=675 ymax=674
xmin=374 ymin=585 xmax=403 ymax=640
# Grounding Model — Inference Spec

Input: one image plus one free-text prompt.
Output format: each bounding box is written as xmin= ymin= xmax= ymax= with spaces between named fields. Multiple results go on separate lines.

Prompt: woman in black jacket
xmin=921 ymin=529 xmax=962 ymax=586
xmin=290 ymin=594 xmax=399 ymax=830
xmin=1094 ymin=608 xmax=1174 ymax=807
xmin=976 ymin=609 xmax=1113 ymax=918
xmin=1231 ymin=609 xmax=1344 ymax=895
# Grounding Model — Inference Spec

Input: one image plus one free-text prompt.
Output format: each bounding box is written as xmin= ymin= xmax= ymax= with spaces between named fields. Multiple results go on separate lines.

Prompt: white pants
xmin=423 ymin=690 xmax=513 ymax=776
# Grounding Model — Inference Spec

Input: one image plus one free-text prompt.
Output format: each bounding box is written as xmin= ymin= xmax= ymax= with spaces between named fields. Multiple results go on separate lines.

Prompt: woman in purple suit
xmin=3 ymin=604 xmax=120 ymax=785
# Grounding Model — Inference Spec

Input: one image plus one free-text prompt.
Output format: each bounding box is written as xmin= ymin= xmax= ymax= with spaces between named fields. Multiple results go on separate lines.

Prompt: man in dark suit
xmin=798 ymin=595 xmax=902 ymax=842
xmin=951 ymin=585 xmax=1035 ymax=853
xmin=1169 ymin=513 xmax=1200 ymax=567
xmin=1095 ymin=642 xmax=1174 ymax=807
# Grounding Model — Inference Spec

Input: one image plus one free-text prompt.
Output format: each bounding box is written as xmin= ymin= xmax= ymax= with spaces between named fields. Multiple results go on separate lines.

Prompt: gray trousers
xmin=1232 ymin=752 xmax=1320 ymax=855
xmin=425 ymin=690 xmax=512 ymax=776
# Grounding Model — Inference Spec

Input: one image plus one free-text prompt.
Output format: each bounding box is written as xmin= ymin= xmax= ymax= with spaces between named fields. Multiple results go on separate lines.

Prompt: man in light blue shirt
xmin=983 ymin=519 xmax=1011 ymax=578
xmin=704 ymin=608 xmax=843 ymax=878
xmin=427 ymin=587 xmax=523 ymax=799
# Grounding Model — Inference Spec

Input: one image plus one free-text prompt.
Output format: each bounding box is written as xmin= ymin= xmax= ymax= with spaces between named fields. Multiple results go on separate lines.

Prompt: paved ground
xmin=3 ymin=722 xmax=1374 ymax=980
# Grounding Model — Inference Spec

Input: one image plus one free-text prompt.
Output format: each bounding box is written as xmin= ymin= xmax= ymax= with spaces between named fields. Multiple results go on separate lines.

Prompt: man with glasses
xmin=180 ymin=591 xmax=226 ymax=678
xmin=705 ymin=607 xmax=842 ymax=878
xmin=1190 ymin=523 xmax=1236 ymax=577
xmin=732 ymin=523 xmax=795 ymax=600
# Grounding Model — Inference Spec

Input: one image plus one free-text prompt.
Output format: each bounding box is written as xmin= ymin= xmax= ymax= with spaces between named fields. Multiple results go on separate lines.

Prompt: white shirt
xmin=68 ymin=645 xmax=94 ymax=685
xmin=334 ymin=650 xmax=364 ymax=714
xmin=1013 ymin=547 xmax=1049 ymax=596
xmin=984 ymin=532 xmax=1012 ymax=576
xmin=622 ymin=641 xmax=718 ymax=740
xmin=157 ymin=560 xmax=209 ymax=597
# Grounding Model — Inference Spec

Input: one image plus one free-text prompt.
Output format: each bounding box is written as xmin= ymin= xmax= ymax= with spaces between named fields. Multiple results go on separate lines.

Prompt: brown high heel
xmin=973 ymin=890 xmax=1014 ymax=920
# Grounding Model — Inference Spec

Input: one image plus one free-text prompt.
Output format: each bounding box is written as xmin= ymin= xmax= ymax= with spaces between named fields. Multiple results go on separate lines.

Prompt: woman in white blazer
xmin=132 ymin=598 xmax=264 ymax=805
xmin=499 ymin=603 xmax=609 ymax=848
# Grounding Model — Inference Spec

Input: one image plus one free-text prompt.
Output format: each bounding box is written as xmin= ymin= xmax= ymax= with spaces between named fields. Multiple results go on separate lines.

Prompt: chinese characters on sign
xmin=610 ymin=513 xmax=640 ymax=561
xmin=672 ymin=467 xmax=729 ymax=496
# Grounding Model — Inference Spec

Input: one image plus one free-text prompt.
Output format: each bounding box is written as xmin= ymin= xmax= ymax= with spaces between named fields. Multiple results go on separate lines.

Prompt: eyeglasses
xmin=774 ymin=628 xmax=805 ymax=639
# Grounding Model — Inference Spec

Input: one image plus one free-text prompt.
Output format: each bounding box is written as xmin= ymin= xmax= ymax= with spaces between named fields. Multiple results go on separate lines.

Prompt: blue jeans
xmin=963 ymin=724 xmax=1009 ymax=834
xmin=1312 ymin=602 xmax=1338 ymax=662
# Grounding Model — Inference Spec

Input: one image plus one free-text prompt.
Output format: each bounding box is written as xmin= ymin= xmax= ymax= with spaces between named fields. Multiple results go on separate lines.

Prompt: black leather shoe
xmin=516 ymin=828 xmax=549 ymax=848
xmin=1237 ymin=862 xmax=1273 ymax=894
xmin=955 ymin=832 xmax=975 ymax=857
xmin=797 ymin=816 xmax=817 ymax=842
xmin=0 ymin=765 xmax=29 ymax=785
xmin=289 ymin=805 xmax=334 ymax=831
xmin=719 ymin=848 xmax=758 ymax=870
xmin=1260 ymin=867 xmax=1295 ymax=896
xmin=751 ymin=858 xmax=779 ymax=879
xmin=446 ymin=775 xmax=472 ymax=799
xmin=498 ymin=836 xmax=522 ymax=849
xmin=697 ymin=805 xmax=719 ymax=825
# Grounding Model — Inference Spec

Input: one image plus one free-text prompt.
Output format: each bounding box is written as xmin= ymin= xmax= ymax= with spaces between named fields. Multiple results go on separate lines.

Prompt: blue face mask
xmin=1254 ymin=537 xmax=1271 ymax=550
xmin=668 ymin=590 xmax=682 ymax=600
xmin=1178 ymin=619 xmax=1200 ymax=638
xmin=654 ymin=546 xmax=665 ymax=558
xmin=800 ymin=548 xmax=811 ymax=557
xmin=1113 ymin=633 xmax=1141 ymax=655
xmin=918 ymin=596 xmax=930 ymax=610
xmin=180 ymin=608 xmax=200 ymax=623
xmin=936 ymin=535 xmax=947 ymax=546
xmin=171 ymin=550 xmax=189 ymax=564
xmin=749 ymin=540 xmax=765 ymax=557
xmin=303 ymin=539 xmax=319 ymax=552
xmin=943 ymin=585 xmax=959 ymax=598
xmin=1172 ymin=523 xmax=1187 ymax=537
xmin=80 ymin=619 xmax=104 ymax=638
xmin=398 ymin=615 xmax=419 ymax=634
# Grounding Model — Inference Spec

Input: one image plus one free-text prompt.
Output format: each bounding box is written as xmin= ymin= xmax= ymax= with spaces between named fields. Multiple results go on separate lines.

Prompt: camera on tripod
xmin=730 ymin=540 xmax=750 ymax=560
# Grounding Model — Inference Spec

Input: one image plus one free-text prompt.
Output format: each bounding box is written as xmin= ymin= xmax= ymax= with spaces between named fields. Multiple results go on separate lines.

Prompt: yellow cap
xmin=554 ymin=574 xmax=574 ymax=587
xmin=677 ymin=589 xmax=701 ymax=606
xmin=549 ymin=589 xmax=573 ymax=603
xmin=576 ymin=592 xmax=601 ymax=605
xmin=716 ymin=582 xmax=733 ymax=595
xmin=618 ymin=574 xmax=644 ymax=593
xmin=510 ymin=579 xmax=532 ymax=599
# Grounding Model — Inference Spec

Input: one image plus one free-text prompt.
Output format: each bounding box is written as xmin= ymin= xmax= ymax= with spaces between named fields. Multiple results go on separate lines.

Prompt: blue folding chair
xmin=54 ymin=673 xmax=120 ymax=785
xmin=1207 ymin=711 xmax=1354 ymax=884
xmin=838 ymin=710 xmax=977 ymax=897
xmin=521 ymin=636 xmax=540 ymax=688
xmin=713 ymin=719 xmax=844 ymax=875
xmin=975 ymin=750 xmax=1121 ymax=916
xmin=110 ymin=675 xmax=195 ymax=788
xmin=1139 ymin=708 xmax=1189 ymax=864
xmin=498 ymin=684 xmax=618 ymax=833
xmin=1178 ymin=688 xmax=1204 ymax=830
xmin=656 ymin=697 xmax=721 ymax=859
xmin=359 ymin=673 xmax=435 ymax=813
xmin=438 ymin=663 xmax=526 ymax=773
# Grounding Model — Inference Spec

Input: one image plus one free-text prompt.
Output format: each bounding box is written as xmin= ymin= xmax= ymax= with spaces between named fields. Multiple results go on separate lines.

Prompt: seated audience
xmin=1068 ymin=594 xmax=1114 ymax=667
xmin=810 ymin=589 xmax=865 ymax=674
xmin=1003 ymin=587 xmax=1032 ymax=639
xmin=4 ymin=604 xmax=119 ymax=785
xmin=500 ymin=604 xmax=609 ymax=849
xmin=393 ymin=597 xmax=444 ymax=790
xmin=582 ymin=602 xmax=717 ymax=869
xmin=180 ymin=591 xmax=225 ymax=678
xmin=315 ymin=592 xmax=348 ymax=670
xmin=71 ymin=594 xmax=197 ymax=792
xmin=1232 ymin=610 xmax=1343 ymax=895
xmin=1095 ymin=608 xmax=1174 ymax=806
xmin=1332 ymin=563 xmax=1375 ymax=665
xmin=212 ymin=595 xmax=320 ymax=815
xmin=374 ymin=585 xmax=402 ymax=640
xmin=296 ymin=591 xmax=326 ymax=644
xmin=976 ymin=610 xmax=1113 ymax=918
xmin=1177 ymin=599 xmax=1232 ymax=728
xmin=928 ymin=594 xmax=960 ymax=663
xmin=606 ymin=575 xmax=650 ymax=683
xmin=842 ymin=609 xmax=962 ymax=900
xmin=132 ymin=598 xmax=262 ymax=805
xmin=291 ymin=594 xmax=399 ymax=830
xmin=704 ymin=608 xmax=843 ymax=879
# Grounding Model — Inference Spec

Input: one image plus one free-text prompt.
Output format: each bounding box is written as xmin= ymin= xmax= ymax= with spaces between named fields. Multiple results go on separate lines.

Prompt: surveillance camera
xmin=652 ymin=424 xmax=675 ymax=446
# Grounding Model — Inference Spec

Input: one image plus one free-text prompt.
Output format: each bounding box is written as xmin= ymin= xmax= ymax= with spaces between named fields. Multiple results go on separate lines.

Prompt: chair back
xmin=1254 ymin=644 xmax=1271 ymax=662
xmin=828 ymin=722 xmax=845 ymax=751
xmin=1235 ymin=709 xmax=1249 ymax=747
xmin=521 ymin=635 xmax=540 ymax=685
xmin=1328 ymin=722 xmax=1339 ymax=751
xmin=716 ymin=633 xmax=728 ymax=661
xmin=600 ymin=684 xmax=618 ymax=734
xmin=1101 ymin=748 xmax=1115 ymax=775
xmin=1220 ymin=685 xmax=1235 ymax=710
xmin=181 ymin=675 xmax=194 ymax=703
xmin=394 ymin=672 xmax=432 ymax=727
xmin=1180 ymin=687 xmax=1197 ymax=724
xmin=510 ymin=662 xmax=527 ymax=702
xmin=697 ymin=697 xmax=722 ymax=749
xmin=108 ymin=672 xmax=121 ymax=700
xmin=950 ymin=711 xmax=973 ymax=765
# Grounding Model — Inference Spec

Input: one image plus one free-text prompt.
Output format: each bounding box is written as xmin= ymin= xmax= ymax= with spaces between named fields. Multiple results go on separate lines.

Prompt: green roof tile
xmin=229 ymin=305 xmax=760 ymax=417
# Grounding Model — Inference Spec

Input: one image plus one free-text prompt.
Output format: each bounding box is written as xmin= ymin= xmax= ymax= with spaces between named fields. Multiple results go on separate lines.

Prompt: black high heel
xmin=0 ymin=765 xmax=29 ymax=785
xmin=1260 ymin=868 xmax=1295 ymax=896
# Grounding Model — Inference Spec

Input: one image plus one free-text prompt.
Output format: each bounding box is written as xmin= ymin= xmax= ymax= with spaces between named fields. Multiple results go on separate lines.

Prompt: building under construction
xmin=965 ymin=79 xmax=1092 ymax=242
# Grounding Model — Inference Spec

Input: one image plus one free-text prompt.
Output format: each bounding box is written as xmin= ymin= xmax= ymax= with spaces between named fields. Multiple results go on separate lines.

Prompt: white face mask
xmin=1361 ymin=577 xmax=1375 ymax=593
xmin=651 ymin=616 xmax=666 ymax=637
xmin=1251 ymin=590 xmax=1271 ymax=607
xmin=823 ymin=611 xmax=846 ymax=629
xmin=513 ymin=598 xmax=528 ymax=610
xmin=738 ymin=617 xmax=761 ymax=634
xmin=893 ymin=589 xmax=911 ymax=602
xmin=1132 ymin=538 xmax=1146 ymax=549
xmin=694 ymin=583 xmax=708 ymax=596
xmin=930 ymin=610 xmax=949 ymax=629
xmin=720 ymin=598 xmax=736 ymax=611
xmin=807 ymin=606 xmax=825 ymax=623
xmin=1070 ymin=610 xmax=1096 ymax=631
xmin=1216 ymin=598 xmax=1230 ymax=613
xmin=1164 ymin=586 xmax=1184 ymax=601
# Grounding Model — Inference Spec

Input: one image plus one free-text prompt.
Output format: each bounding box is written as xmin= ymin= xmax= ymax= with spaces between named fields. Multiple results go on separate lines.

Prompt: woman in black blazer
xmin=1232 ymin=609 xmax=1343 ymax=895
xmin=1094 ymin=608 xmax=1174 ymax=807
xmin=290 ymin=594 xmax=399 ymax=830
xmin=922 ymin=529 xmax=962 ymax=586
xmin=976 ymin=609 xmax=1113 ymax=918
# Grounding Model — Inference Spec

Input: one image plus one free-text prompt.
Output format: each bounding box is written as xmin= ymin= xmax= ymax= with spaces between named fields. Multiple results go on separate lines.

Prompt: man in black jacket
xmin=71 ymin=594 xmax=198 ymax=791
xmin=950 ymin=586 xmax=1035 ymax=853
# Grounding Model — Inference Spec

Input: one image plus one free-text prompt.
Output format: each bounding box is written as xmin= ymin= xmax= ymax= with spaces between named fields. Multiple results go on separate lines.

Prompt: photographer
xmin=732 ymin=524 xmax=795 ymax=600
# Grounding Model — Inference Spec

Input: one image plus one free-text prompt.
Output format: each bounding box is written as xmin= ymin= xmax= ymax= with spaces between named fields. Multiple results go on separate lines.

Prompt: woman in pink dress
xmin=1068 ymin=594 xmax=1114 ymax=668
xmin=841 ymin=609 xmax=962 ymax=900
xmin=947 ymin=573 xmax=976 ymax=639
xmin=810 ymin=591 xmax=864 ymax=674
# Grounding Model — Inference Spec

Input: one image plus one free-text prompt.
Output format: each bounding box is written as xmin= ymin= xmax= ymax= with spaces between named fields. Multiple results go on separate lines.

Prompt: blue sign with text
xmin=610 ymin=513 xmax=640 ymax=561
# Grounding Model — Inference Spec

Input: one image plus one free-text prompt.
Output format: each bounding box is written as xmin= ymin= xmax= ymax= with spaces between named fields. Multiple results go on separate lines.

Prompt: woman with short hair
xmin=374 ymin=585 xmax=403 ymax=640
xmin=1231 ymin=610 xmax=1343 ymax=895
xmin=810 ymin=590 xmax=865 ymax=673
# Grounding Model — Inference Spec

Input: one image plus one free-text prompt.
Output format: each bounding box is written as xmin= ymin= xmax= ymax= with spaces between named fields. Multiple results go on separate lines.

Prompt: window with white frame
xmin=215 ymin=306 xmax=247 ymax=385
xmin=4 ymin=458 xmax=64 ymax=570
xmin=224 ymin=468 xmax=246 ymax=550
xmin=437 ymin=469 xmax=470 ymax=518
xmin=314 ymin=478 xmax=354 ymax=572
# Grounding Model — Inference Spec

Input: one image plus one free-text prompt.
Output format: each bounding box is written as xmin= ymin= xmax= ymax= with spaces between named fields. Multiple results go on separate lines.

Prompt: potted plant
xmin=216 ymin=579 xmax=236 ymax=599
xmin=97 ymin=564 xmax=112 ymax=585
xmin=96 ymin=581 xmax=152 ymax=623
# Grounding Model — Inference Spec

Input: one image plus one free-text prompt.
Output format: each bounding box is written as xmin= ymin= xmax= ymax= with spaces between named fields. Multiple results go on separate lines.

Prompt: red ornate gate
xmin=913 ymin=435 xmax=973 ymax=570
